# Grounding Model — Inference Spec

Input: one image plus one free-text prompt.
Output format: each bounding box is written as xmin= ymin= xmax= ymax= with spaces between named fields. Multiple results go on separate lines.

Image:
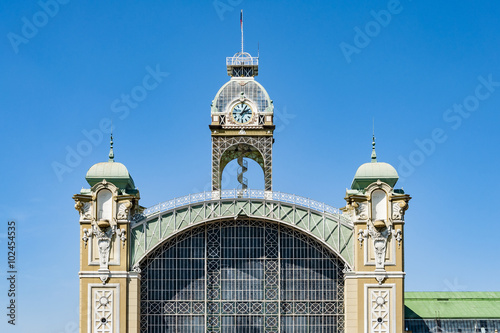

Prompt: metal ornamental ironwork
xmin=226 ymin=52 xmax=259 ymax=66
xmin=130 ymin=190 xmax=354 ymax=269
xmin=139 ymin=220 xmax=346 ymax=332
xmin=212 ymin=80 xmax=271 ymax=114
xmin=212 ymin=136 xmax=273 ymax=191
xmin=133 ymin=190 xmax=345 ymax=219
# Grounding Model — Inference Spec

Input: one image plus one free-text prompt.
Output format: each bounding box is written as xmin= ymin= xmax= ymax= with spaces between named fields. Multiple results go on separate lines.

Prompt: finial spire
xmin=108 ymin=133 xmax=114 ymax=162
xmin=371 ymin=134 xmax=377 ymax=162
xmin=371 ymin=119 xmax=377 ymax=162
xmin=240 ymin=10 xmax=244 ymax=54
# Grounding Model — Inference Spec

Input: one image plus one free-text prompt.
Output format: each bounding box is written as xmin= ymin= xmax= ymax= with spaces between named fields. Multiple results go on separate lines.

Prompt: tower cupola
xmin=351 ymin=136 xmax=399 ymax=190
xmin=85 ymin=135 xmax=136 ymax=191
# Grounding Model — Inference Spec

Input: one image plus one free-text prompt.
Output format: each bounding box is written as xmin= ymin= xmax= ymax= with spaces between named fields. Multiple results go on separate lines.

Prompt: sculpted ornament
xmin=118 ymin=229 xmax=127 ymax=248
xmin=367 ymin=224 xmax=392 ymax=271
xmin=375 ymin=274 xmax=387 ymax=285
xmin=82 ymin=228 xmax=92 ymax=248
xmin=392 ymin=228 xmax=402 ymax=248
xmin=75 ymin=201 xmax=92 ymax=220
xmin=358 ymin=229 xmax=368 ymax=247
xmin=352 ymin=202 xmax=368 ymax=220
xmin=117 ymin=201 xmax=132 ymax=220
xmin=90 ymin=224 xmax=117 ymax=271
xmin=74 ymin=200 xmax=83 ymax=213
xmin=392 ymin=200 xmax=407 ymax=220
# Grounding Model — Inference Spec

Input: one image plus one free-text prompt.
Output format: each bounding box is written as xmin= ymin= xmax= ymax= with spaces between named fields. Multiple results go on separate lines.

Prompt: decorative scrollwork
xmin=117 ymin=201 xmax=132 ymax=220
xmin=75 ymin=201 xmax=83 ymax=213
xmin=353 ymin=202 xmax=368 ymax=220
xmin=75 ymin=200 xmax=92 ymax=220
xmin=92 ymin=224 xmax=117 ymax=270
xmin=212 ymin=136 xmax=273 ymax=191
xmin=392 ymin=200 xmax=407 ymax=220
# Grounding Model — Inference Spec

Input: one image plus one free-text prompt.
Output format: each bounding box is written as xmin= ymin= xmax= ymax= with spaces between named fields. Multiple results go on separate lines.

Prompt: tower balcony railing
xmin=226 ymin=52 xmax=259 ymax=66
xmin=133 ymin=189 xmax=344 ymax=222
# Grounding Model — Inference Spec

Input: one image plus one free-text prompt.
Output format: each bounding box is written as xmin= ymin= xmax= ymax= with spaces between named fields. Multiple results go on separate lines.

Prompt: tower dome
xmin=85 ymin=135 xmax=136 ymax=190
xmin=351 ymin=136 xmax=399 ymax=190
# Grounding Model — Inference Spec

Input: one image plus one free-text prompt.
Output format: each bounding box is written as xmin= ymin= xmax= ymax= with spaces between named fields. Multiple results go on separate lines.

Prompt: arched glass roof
xmin=212 ymin=79 xmax=273 ymax=114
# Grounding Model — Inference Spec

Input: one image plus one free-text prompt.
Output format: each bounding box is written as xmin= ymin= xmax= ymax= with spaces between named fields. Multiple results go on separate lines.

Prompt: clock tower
xmin=209 ymin=50 xmax=275 ymax=196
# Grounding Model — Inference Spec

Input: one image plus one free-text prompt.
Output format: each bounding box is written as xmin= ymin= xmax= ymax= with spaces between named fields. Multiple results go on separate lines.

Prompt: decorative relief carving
xmin=117 ymin=201 xmax=131 ymax=220
xmin=369 ymin=289 xmax=390 ymax=332
xmin=99 ymin=271 xmax=110 ymax=285
xmin=82 ymin=202 xmax=92 ymax=219
xmin=375 ymin=274 xmax=387 ymax=285
xmin=353 ymin=202 xmax=368 ymax=220
xmin=75 ymin=201 xmax=92 ymax=220
xmin=93 ymin=289 xmax=113 ymax=333
xmin=367 ymin=225 xmax=392 ymax=271
xmin=94 ymin=225 xmax=116 ymax=271
xmin=392 ymin=200 xmax=407 ymax=220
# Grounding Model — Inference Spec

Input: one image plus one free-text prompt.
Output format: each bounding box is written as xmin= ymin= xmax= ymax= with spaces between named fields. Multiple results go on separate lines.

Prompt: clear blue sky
xmin=1 ymin=0 xmax=499 ymax=331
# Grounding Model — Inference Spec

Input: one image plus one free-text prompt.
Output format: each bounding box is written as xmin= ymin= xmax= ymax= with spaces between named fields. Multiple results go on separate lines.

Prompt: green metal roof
xmin=351 ymin=161 xmax=399 ymax=189
xmin=351 ymin=137 xmax=399 ymax=190
xmin=405 ymin=292 xmax=500 ymax=319
xmin=85 ymin=161 xmax=135 ymax=189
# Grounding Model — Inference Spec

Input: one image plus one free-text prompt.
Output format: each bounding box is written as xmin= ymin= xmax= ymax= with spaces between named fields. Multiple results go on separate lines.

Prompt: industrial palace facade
xmin=73 ymin=47 xmax=500 ymax=332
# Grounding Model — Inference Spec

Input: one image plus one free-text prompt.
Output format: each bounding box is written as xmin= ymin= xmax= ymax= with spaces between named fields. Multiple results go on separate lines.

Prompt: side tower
xmin=343 ymin=138 xmax=411 ymax=333
xmin=209 ymin=50 xmax=275 ymax=196
xmin=73 ymin=138 xmax=142 ymax=333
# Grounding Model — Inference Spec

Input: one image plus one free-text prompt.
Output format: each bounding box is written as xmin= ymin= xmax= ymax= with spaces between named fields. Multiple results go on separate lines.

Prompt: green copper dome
xmin=86 ymin=161 xmax=135 ymax=189
xmin=85 ymin=135 xmax=136 ymax=190
xmin=350 ymin=137 xmax=399 ymax=190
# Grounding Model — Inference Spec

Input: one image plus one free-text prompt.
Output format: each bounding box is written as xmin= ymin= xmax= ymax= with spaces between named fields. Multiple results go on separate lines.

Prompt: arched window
xmin=139 ymin=221 xmax=346 ymax=331
xmin=371 ymin=190 xmax=387 ymax=221
xmin=97 ymin=189 xmax=112 ymax=221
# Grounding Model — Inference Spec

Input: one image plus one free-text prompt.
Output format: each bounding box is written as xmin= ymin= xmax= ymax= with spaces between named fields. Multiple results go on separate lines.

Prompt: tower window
xmin=97 ymin=189 xmax=112 ymax=221
xmin=371 ymin=190 xmax=387 ymax=221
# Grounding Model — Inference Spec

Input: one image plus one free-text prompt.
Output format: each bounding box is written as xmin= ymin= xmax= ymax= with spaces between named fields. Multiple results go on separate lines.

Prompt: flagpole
xmin=240 ymin=10 xmax=244 ymax=54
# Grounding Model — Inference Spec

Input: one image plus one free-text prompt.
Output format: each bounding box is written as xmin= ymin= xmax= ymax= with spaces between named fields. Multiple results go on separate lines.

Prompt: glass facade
xmin=140 ymin=220 xmax=345 ymax=332
xmin=214 ymin=81 xmax=270 ymax=114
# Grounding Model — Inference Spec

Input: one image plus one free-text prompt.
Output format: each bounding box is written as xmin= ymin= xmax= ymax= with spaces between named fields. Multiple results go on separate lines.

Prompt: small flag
xmin=240 ymin=10 xmax=243 ymax=30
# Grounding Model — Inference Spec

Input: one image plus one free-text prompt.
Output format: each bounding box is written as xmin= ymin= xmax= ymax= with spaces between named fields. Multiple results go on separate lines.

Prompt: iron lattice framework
xmin=139 ymin=219 xmax=346 ymax=332
xmin=129 ymin=191 xmax=354 ymax=268
xmin=212 ymin=80 xmax=269 ymax=114
xmin=212 ymin=136 xmax=273 ymax=191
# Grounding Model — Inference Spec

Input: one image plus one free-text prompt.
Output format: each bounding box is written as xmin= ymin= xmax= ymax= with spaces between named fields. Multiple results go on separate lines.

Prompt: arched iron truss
xmin=139 ymin=220 xmax=347 ymax=332
xmin=130 ymin=190 xmax=354 ymax=268
xmin=212 ymin=136 xmax=273 ymax=191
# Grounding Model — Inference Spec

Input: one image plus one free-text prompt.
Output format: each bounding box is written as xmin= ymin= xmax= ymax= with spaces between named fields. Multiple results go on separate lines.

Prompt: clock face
xmin=232 ymin=103 xmax=253 ymax=123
